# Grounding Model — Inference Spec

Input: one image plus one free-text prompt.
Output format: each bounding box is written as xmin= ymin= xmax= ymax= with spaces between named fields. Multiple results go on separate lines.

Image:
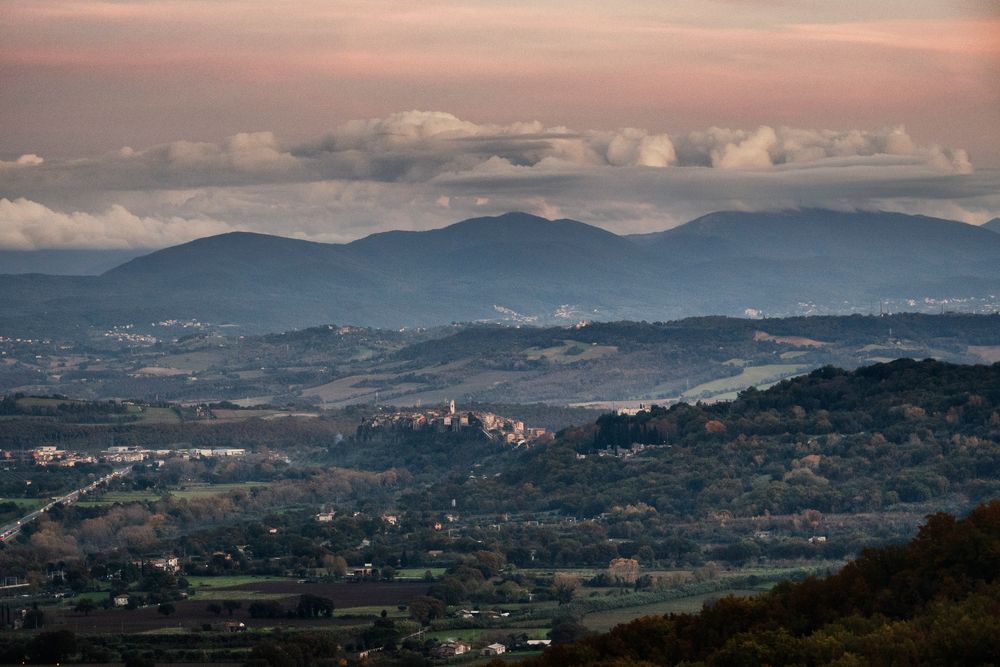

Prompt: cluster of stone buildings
xmin=358 ymin=400 xmax=552 ymax=447
xmin=102 ymin=445 xmax=246 ymax=463
xmin=431 ymin=641 xmax=509 ymax=658
xmin=1 ymin=445 xmax=247 ymax=467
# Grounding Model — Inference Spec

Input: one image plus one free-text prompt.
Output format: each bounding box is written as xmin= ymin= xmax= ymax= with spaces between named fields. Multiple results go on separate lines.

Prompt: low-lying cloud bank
xmin=1 ymin=111 xmax=996 ymax=249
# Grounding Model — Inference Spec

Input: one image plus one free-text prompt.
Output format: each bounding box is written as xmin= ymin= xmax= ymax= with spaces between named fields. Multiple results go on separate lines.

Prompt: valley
xmin=2 ymin=314 xmax=998 ymax=412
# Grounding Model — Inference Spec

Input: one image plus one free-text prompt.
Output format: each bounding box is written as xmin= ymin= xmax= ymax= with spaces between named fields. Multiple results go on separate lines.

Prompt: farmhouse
xmin=482 ymin=643 xmax=507 ymax=656
xmin=431 ymin=642 xmax=470 ymax=658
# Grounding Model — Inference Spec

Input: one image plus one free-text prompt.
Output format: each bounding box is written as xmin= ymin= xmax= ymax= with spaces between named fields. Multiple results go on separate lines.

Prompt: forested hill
xmin=4 ymin=209 xmax=1000 ymax=336
xmin=524 ymin=500 xmax=1000 ymax=666
xmin=408 ymin=359 xmax=1000 ymax=518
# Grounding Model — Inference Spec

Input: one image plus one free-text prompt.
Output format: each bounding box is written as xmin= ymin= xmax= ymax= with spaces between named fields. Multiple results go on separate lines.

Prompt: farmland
xmin=580 ymin=587 xmax=764 ymax=631
xmin=74 ymin=482 xmax=272 ymax=507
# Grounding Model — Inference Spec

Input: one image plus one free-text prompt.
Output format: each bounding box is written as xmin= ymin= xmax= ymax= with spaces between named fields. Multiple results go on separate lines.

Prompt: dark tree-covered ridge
xmin=526 ymin=500 xmax=1000 ymax=666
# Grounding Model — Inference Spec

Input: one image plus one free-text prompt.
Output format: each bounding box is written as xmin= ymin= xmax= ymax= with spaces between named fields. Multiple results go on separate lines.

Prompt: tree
xmin=549 ymin=618 xmax=590 ymax=645
xmin=157 ymin=602 xmax=175 ymax=616
xmin=297 ymin=594 xmax=335 ymax=618
xmin=74 ymin=598 xmax=98 ymax=616
xmin=206 ymin=602 xmax=223 ymax=616
xmin=223 ymin=599 xmax=242 ymax=616
xmin=552 ymin=573 xmax=579 ymax=605
xmin=608 ymin=558 xmax=640 ymax=586
xmin=23 ymin=604 xmax=45 ymax=629
xmin=28 ymin=630 xmax=77 ymax=663
xmin=248 ymin=600 xmax=284 ymax=619
xmin=408 ymin=596 xmax=446 ymax=625
xmin=323 ymin=554 xmax=348 ymax=578
xmin=123 ymin=652 xmax=156 ymax=667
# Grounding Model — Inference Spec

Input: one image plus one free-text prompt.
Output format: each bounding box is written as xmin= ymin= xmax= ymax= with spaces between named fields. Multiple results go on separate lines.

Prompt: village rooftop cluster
xmin=1 ymin=444 xmax=248 ymax=467
xmin=357 ymin=400 xmax=553 ymax=446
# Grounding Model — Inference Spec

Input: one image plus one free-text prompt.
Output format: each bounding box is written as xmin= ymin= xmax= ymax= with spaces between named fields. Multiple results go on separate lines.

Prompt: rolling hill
xmin=1 ymin=210 xmax=999 ymax=336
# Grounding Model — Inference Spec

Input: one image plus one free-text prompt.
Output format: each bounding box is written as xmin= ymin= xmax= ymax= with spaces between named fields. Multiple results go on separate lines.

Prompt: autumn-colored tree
xmin=552 ymin=573 xmax=579 ymax=605
xmin=607 ymin=557 xmax=640 ymax=586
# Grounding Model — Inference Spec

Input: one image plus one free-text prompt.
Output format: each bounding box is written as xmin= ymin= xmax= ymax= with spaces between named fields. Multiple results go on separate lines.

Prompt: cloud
xmin=0 ymin=153 xmax=44 ymax=169
xmin=0 ymin=111 xmax=995 ymax=249
xmin=0 ymin=197 xmax=233 ymax=250
xmin=676 ymin=124 xmax=972 ymax=173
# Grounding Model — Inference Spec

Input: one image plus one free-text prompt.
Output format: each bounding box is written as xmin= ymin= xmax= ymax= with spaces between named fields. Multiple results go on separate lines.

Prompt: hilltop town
xmin=357 ymin=400 xmax=553 ymax=446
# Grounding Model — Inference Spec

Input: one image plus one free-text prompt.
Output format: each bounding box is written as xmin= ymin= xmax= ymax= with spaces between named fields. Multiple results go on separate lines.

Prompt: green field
xmin=13 ymin=397 xmax=181 ymax=424
xmin=425 ymin=627 xmax=549 ymax=643
xmin=187 ymin=575 xmax=288 ymax=589
xmin=680 ymin=364 xmax=807 ymax=399
xmin=0 ymin=497 xmax=44 ymax=510
xmin=523 ymin=340 xmax=617 ymax=364
xmin=15 ymin=396 xmax=88 ymax=409
xmin=582 ymin=588 xmax=763 ymax=632
xmin=75 ymin=482 xmax=270 ymax=507
xmin=395 ymin=567 xmax=447 ymax=580
xmin=190 ymin=590 xmax=288 ymax=601
xmin=132 ymin=406 xmax=182 ymax=424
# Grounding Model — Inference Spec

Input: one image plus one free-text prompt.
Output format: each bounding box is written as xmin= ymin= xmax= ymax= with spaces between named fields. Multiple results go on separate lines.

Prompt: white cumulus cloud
xmin=0 ymin=111 xmax=992 ymax=249
xmin=0 ymin=197 xmax=234 ymax=250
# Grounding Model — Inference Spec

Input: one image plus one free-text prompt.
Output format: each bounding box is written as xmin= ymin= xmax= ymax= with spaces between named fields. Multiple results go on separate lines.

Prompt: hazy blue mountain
xmin=984 ymin=218 xmax=1000 ymax=233
xmin=0 ymin=248 xmax=149 ymax=275
xmin=648 ymin=209 xmax=1000 ymax=264
xmin=647 ymin=209 xmax=1000 ymax=306
xmin=2 ymin=210 xmax=999 ymax=337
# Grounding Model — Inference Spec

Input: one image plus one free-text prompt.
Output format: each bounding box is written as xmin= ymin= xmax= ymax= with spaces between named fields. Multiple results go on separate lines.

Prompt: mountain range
xmin=2 ymin=209 xmax=999 ymax=336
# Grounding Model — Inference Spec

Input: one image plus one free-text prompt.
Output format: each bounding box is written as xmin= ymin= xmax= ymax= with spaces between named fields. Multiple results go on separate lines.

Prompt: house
xmin=149 ymin=555 xmax=180 ymax=573
xmin=482 ymin=643 xmax=507 ymax=656
xmin=352 ymin=563 xmax=374 ymax=578
xmin=315 ymin=512 xmax=336 ymax=523
xmin=527 ymin=639 xmax=552 ymax=648
xmin=32 ymin=446 xmax=66 ymax=464
xmin=113 ymin=594 xmax=130 ymax=607
xmin=431 ymin=642 xmax=470 ymax=658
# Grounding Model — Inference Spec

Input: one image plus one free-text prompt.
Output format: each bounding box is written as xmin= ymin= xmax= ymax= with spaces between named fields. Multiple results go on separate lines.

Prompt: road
xmin=0 ymin=467 xmax=131 ymax=542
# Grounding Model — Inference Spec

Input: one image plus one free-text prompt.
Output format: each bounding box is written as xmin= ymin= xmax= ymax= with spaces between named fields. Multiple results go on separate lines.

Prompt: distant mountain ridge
xmin=2 ymin=209 xmax=1000 ymax=336
xmin=984 ymin=217 xmax=1000 ymax=233
xmin=0 ymin=248 xmax=148 ymax=276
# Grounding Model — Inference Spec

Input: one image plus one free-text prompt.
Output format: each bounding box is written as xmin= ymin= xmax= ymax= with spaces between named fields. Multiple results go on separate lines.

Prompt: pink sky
xmin=2 ymin=0 xmax=998 ymax=164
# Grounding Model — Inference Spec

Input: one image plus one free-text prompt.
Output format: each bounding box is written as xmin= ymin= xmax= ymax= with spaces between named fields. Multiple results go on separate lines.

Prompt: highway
xmin=0 ymin=467 xmax=131 ymax=542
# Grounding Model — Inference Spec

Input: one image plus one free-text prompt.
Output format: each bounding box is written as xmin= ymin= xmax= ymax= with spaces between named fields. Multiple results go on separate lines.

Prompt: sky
xmin=1 ymin=0 xmax=999 ymax=249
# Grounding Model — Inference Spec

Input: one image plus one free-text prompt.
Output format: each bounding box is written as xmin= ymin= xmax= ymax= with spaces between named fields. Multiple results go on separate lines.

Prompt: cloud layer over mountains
xmin=1 ymin=111 xmax=996 ymax=249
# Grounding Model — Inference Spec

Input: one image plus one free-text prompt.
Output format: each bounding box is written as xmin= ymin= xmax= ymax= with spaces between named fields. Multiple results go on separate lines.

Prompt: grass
xmin=134 ymin=406 xmax=182 ymax=424
xmin=61 ymin=590 xmax=112 ymax=605
xmin=681 ymin=364 xmax=807 ymax=399
xmin=16 ymin=396 xmax=87 ymax=408
xmin=0 ymin=497 xmax=44 ymax=510
xmin=169 ymin=482 xmax=269 ymax=499
xmin=581 ymin=588 xmax=763 ymax=632
xmin=76 ymin=482 xmax=271 ymax=506
xmin=187 ymin=575 xmax=288 ymax=588
xmin=425 ymin=627 xmax=549 ymax=642
xmin=14 ymin=397 xmax=180 ymax=424
xmin=523 ymin=340 xmax=617 ymax=364
xmin=189 ymin=590 xmax=288 ymax=601
xmin=395 ymin=567 xmax=447 ymax=580
xmin=138 ymin=626 xmax=190 ymax=635
xmin=334 ymin=605 xmax=411 ymax=617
